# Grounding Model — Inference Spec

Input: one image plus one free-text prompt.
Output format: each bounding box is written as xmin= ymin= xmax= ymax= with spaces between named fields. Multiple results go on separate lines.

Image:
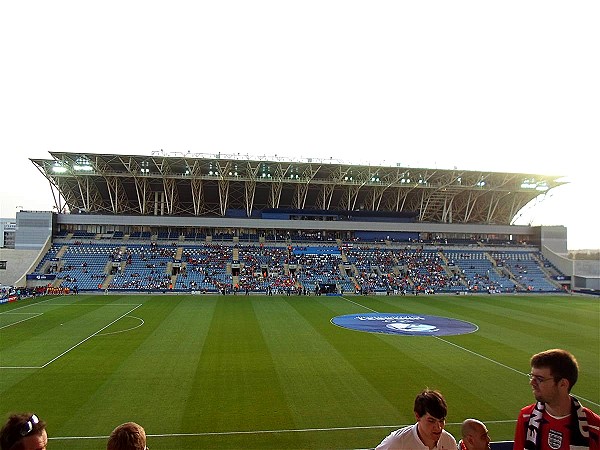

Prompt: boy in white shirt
xmin=376 ymin=389 xmax=457 ymax=450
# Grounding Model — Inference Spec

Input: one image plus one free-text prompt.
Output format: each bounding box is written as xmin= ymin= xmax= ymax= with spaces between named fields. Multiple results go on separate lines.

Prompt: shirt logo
xmin=548 ymin=429 xmax=563 ymax=450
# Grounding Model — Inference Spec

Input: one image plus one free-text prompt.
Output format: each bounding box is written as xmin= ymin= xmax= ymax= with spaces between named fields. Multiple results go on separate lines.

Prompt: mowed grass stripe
xmin=436 ymin=295 xmax=600 ymax=401
xmin=372 ymin=294 xmax=599 ymax=391
xmin=287 ymin=295 xmax=536 ymax=445
xmin=332 ymin=296 xmax=519 ymax=421
xmin=369 ymin=295 xmax=598 ymax=373
xmin=253 ymin=297 xmax=398 ymax=428
xmin=0 ymin=296 xmax=214 ymax=441
xmin=52 ymin=297 xmax=219 ymax=437
xmin=250 ymin=296 xmax=393 ymax=450
xmin=1 ymin=294 xmax=597 ymax=450
xmin=281 ymin=297 xmax=472 ymax=447
xmin=329 ymin=294 xmax=598 ymax=441
xmin=0 ymin=296 xmax=153 ymax=433
xmin=0 ymin=297 xmax=135 ymax=366
xmin=180 ymin=297 xmax=295 ymax=438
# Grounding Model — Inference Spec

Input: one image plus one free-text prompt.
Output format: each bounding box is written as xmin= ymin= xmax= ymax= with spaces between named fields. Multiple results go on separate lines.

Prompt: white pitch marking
xmin=0 ymin=313 xmax=43 ymax=330
xmin=338 ymin=296 xmax=379 ymax=313
xmin=338 ymin=296 xmax=600 ymax=408
xmin=0 ymin=297 xmax=53 ymax=314
xmin=40 ymin=304 xmax=143 ymax=368
xmin=47 ymin=419 xmax=518 ymax=442
xmin=97 ymin=316 xmax=145 ymax=336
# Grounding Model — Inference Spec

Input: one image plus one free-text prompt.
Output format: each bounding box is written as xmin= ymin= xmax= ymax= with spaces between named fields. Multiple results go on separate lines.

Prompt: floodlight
xmin=73 ymin=164 xmax=93 ymax=171
xmin=52 ymin=165 xmax=67 ymax=173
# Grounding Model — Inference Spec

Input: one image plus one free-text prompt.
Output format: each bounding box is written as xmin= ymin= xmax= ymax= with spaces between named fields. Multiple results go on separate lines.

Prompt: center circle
xmin=331 ymin=313 xmax=478 ymax=336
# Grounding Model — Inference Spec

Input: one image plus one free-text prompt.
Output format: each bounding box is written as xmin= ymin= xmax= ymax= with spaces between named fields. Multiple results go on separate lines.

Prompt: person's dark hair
xmin=107 ymin=422 xmax=146 ymax=450
xmin=414 ymin=389 xmax=448 ymax=419
xmin=531 ymin=348 xmax=579 ymax=391
xmin=0 ymin=413 xmax=46 ymax=450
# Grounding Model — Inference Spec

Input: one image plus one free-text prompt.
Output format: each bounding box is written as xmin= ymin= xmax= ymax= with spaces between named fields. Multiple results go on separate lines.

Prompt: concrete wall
xmin=573 ymin=259 xmax=600 ymax=290
xmin=574 ymin=259 xmax=600 ymax=277
xmin=573 ymin=276 xmax=600 ymax=290
xmin=15 ymin=211 xmax=54 ymax=250
xmin=538 ymin=225 xmax=600 ymax=290
xmin=0 ymin=249 xmax=41 ymax=286
xmin=539 ymin=225 xmax=568 ymax=254
xmin=541 ymin=246 xmax=573 ymax=278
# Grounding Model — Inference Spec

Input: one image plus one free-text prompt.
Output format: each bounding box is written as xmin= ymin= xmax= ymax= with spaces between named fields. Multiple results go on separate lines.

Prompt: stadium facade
xmin=2 ymin=151 xmax=597 ymax=291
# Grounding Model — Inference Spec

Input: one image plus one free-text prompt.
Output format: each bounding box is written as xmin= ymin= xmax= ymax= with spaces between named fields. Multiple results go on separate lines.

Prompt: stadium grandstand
xmin=1 ymin=150 xmax=598 ymax=295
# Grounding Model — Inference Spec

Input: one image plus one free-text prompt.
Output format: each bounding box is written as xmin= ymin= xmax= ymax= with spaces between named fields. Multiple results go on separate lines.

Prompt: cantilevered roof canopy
xmin=31 ymin=151 xmax=566 ymax=225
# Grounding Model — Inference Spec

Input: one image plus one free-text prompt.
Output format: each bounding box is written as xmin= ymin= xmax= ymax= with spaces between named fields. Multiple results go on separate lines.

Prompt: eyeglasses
xmin=528 ymin=373 xmax=554 ymax=384
xmin=20 ymin=414 xmax=40 ymax=436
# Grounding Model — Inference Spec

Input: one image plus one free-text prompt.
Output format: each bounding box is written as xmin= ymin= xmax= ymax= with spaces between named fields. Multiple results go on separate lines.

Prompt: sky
xmin=1 ymin=1 xmax=598 ymax=250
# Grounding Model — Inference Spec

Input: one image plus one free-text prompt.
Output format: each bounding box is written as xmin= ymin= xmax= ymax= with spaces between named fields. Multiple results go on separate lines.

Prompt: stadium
xmin=1 ymin=151 xmax=598 ymax=449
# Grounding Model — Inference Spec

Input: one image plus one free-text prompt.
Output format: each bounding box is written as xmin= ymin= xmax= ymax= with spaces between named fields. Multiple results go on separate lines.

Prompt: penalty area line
xmin=0 ymin=297 xmax=53 ymax=315
xmin=40 ymin=304 xmax=143 ymax=368
xmin=0 ymin=313 xmax=43 ymax=330
xmin=0 ymin=365 xmax=42 ymax=369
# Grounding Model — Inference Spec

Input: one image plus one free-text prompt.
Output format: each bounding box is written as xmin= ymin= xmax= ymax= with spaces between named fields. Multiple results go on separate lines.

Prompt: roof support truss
xmin=28 ymin=152 xmax=566 ymax=224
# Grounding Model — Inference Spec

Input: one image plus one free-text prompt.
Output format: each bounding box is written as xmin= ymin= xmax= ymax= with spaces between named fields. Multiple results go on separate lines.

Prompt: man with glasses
xmin=0 ymin=413 xmax=48 ymax=450
xmin=106 ymin=422 xmax=147 ymax=450
xmin=513 ymin=348 xmax=599 ymax=450
xmin=375 ymin=389 xmax=457 ymax=450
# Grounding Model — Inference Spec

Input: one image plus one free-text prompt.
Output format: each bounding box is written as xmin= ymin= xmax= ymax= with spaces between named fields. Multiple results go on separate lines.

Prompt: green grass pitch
xmin=1 ymin=294 xmax=598 ymax=449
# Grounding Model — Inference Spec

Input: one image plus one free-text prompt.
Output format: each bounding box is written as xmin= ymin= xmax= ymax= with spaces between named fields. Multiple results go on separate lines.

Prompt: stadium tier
xmin=26 ymin=240 xmax=565 ymax=294
xmin=8 ymin=151 xmax=597 ymax=292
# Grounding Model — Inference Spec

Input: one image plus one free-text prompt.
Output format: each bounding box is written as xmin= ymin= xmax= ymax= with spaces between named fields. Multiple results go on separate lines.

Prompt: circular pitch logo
xmin=331 ymin=313 xmax=478 ymax=336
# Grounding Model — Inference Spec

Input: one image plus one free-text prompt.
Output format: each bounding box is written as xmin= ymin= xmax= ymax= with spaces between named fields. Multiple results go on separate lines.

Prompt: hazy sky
xmin=1 ymin=1 xmax=598 ymax=249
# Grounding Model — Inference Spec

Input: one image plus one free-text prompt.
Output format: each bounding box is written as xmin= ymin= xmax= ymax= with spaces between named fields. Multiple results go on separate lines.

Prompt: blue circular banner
xmin=331 ymin=313 xmax=478 ymax=336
